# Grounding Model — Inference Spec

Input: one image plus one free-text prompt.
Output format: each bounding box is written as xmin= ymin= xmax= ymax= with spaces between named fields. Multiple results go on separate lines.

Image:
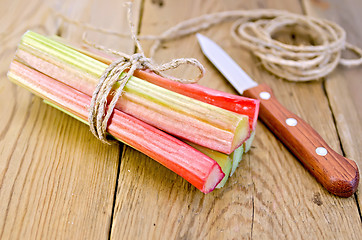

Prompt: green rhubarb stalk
xmin=8 ymin=60 xmax=225 ymax=193
xmin=44 ymin=100 xmax=89 ymax=125
xmin=244 ymin=130 xmax=255 ymax=153
xmin=16 ymin=31 xmax=249 ymax=154
xmin=230 ymin=145 xmax=244 ymax=176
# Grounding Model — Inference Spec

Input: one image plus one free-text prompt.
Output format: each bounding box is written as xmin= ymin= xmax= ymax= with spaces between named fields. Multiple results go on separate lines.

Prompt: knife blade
xmin=196 ymin=33 xmax=359 ymax=197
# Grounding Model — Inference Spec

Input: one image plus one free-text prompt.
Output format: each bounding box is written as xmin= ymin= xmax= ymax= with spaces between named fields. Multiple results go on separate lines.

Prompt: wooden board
xmin=0 ymin=0 xmax=361 ymax=239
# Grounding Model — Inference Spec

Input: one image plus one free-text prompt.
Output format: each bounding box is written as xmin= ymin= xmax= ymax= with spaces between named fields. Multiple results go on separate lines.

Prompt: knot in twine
xmin=88 ymin=2 xmax=205 ymax=144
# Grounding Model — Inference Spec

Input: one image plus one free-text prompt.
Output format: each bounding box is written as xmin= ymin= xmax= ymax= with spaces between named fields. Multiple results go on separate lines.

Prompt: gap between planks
xmin=321 ymin=78 xmax=362 ymax=220
xmin=108 ymin=144 xmax=125 ymax=240
xmin=107 ymin=0 xmax=145 ymax=238
xmin=300 ymin=0 xmax=362 ymax=221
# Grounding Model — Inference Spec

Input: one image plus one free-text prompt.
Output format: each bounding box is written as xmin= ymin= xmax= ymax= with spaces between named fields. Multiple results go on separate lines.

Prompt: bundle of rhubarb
xmin=7 ymin=31 xmax=260 ymax=193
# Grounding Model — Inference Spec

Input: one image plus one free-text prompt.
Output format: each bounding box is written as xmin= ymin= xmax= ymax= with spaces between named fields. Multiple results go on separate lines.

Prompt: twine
xmin=140 ymin=9 xmax=362 ymax=81
xmin=56 ymin=8 xmax=362 ymax=82
xmin=87 ymin=2 xmax=205 ymax=143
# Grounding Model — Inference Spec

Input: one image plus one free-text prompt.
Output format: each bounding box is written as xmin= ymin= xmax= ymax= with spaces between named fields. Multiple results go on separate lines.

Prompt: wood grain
xmin=302 ymin=0 xmax=362 ymax=215
xmin=110 ymin=0 xmax=362 ymax=239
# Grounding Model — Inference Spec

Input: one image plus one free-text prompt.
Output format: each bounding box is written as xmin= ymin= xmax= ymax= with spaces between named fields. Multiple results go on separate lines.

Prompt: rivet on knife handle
xmin=243 ymin=84 xmax=360 ymax=197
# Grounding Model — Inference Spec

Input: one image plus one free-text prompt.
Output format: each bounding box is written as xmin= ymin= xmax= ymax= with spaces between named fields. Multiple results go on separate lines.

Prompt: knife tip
xmin=196 ymin=33 xmax=205 ymax=42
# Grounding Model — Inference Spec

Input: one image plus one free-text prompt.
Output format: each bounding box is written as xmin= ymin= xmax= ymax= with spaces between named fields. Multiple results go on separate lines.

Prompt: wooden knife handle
xmin=244 ymin=84 xmax=359 ymax=197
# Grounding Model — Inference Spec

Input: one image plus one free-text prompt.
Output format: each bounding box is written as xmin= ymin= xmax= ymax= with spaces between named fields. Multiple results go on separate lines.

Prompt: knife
xmin=196 ymin=33 xmax=359 ymax=197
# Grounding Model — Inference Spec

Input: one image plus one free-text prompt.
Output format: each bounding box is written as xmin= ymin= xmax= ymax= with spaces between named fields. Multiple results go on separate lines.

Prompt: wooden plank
xmin=0 ymin=0 xmax=140 ymax=239
xmin=302 ymin=0 xmax=362 ymax=215
xmin=110 ymin=0 xmax=362 ymax=239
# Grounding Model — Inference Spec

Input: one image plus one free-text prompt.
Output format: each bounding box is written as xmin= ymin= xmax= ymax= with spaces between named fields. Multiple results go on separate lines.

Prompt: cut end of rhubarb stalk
xmin=187 ymin=141 xmax=232 ymax=189
xmin=203 ymin=164 xmax=225 ymax=193
xmin=231 ymin=116 xmax=250 ymax=153
xmin=216 ymin=162 xmax=231 ymax=188
xmin=230 ymin=145 xmax=244 ymax=176
xmin=244 ymin=130 xmax=256 ymax=153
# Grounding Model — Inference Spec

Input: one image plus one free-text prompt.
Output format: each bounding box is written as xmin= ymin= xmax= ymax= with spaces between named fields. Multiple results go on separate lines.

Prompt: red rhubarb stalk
xmin=8 ymin=60 xmax=225 ymax=193
xmin=134 ymin=70 xmax=260 ymax=130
